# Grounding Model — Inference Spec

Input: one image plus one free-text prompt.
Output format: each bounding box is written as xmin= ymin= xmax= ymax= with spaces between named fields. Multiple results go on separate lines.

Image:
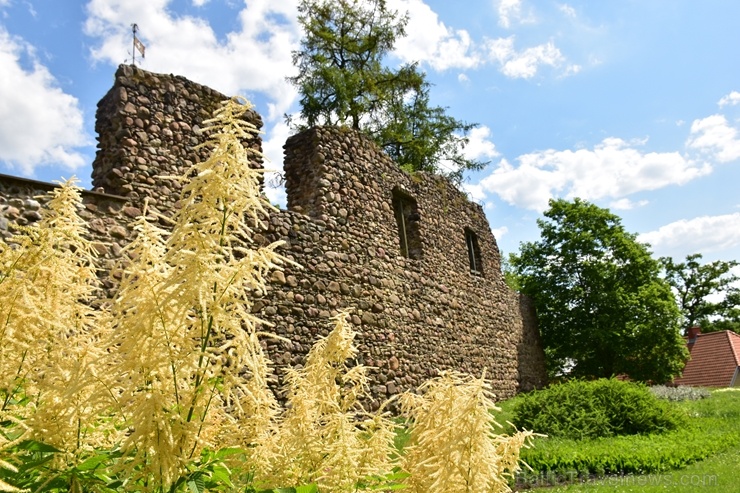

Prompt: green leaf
xmin=187 ymin=475 xmax=205 ymax=493
xmin=17 ymin=440 xmax=62 ymax=453
xmin=295 ymin=485 xmax=319 ymax=493
xmin=74 ymin=453 xmax=110 ymax=471
xmin=208 ymin=464 xmax=232 ymax=487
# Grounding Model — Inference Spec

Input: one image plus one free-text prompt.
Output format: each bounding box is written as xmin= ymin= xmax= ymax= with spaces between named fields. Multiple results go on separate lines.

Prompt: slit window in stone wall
xmin=392 ymin=189 xmax=422 ymax=259
xmin=465 ymin=227 xmax=484 ymax=276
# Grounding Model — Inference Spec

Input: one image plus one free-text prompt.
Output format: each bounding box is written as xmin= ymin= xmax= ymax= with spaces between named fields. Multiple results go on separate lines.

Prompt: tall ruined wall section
xmin=0 ymin=65 xmax=546 ymax=405
xmin=91 ymin=64 xmax=262 ymax=215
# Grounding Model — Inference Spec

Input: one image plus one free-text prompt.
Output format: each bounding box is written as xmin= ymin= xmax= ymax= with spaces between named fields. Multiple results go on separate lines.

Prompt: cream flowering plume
xmin=0 ymin=180 xmax=104 ymax=456
xmin=104 ymin=96 xmax=290 ymax=491
xmin=262 ymin=311 xmax=397 ymax=492
xmin=400 ymin=371 xmax=537 ymax=493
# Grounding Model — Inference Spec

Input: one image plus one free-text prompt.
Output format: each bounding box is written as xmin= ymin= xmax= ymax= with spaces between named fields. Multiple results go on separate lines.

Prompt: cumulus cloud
xmin=718 ymin=91 xmax=740 ymax=108
xmin=391 ymin=0 xmax=480 ymax=70
xmin=84 ymin=0 xmax=300 ymax=122
xmin=0 ymin=27 xmax=89 ymax=175
xmin=484 ymin=37 xmax=565 ymax=79
xmin=686 ymin=114 xmax=740 ymax=163
xmin=478 ymin=137 xmax=710 ymax=211
xmin=638 ymin=213 xmax=740 ymax=256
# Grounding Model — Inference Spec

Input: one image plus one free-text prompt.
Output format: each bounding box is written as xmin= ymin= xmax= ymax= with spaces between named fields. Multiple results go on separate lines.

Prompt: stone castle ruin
xmin=0 ymin=65 xmax=546 ymax=405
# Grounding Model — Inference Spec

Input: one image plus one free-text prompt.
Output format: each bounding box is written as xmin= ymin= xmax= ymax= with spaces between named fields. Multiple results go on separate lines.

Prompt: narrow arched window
xmin=465 ymin=227 xmax=483 ymax=276
xmin=392 ymin=189 xmax=422 ymax=259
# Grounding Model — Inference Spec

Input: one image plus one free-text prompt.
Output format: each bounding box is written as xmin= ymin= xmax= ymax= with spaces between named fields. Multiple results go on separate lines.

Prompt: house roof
xmin=674 ymin=330 xmax=740 ymax=387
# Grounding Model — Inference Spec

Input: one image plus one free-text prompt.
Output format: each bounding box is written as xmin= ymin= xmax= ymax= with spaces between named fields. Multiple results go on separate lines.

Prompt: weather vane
xmin=131 ymin=23 xmax=146 ymax=66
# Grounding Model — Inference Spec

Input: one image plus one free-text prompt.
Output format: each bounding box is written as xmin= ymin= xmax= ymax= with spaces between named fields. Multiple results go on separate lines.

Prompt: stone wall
xmin=0 ymin=173 xmax=131 ymax=298
xmin=0 ymin=65 xmax=546 ymax=405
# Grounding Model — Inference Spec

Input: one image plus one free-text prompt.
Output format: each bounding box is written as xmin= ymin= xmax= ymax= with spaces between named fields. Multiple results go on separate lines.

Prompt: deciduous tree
xmin=511 ymin=198 xmax=687 ymax=382
xmin=660 ymin=253 xmax=739 ymax=333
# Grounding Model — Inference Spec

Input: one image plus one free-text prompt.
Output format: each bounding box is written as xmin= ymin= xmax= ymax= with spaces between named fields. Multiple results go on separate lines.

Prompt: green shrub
xmin=650 ymin=385 xmax=711 ymax=401
xmin=513 ymin=379 xmax=687 ymax=439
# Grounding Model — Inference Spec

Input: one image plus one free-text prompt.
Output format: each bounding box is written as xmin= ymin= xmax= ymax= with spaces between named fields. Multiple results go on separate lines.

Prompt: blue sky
xmin=2 ymin=0 xmax=740 ymax=267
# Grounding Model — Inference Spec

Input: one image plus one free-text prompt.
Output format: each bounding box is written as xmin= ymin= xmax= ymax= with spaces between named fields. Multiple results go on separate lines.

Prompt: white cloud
xmin=491 ymin=225 xmax=508 ymax=239
xmin=464 ymin=125 xmax=500 ymax=161
xmin=261 ymin=120 xmax=292 ymax=172
xmin=264 ymin=182 xmax=287 ymax=209
xmin=478 ymin=137 xmax=710 ymax=211
xmin=484 ymin=37 xmax=566 ymax=79
xmin=497 ymin=0 xmax=534 ymax=28
xmin=638 ymin=213 xmax=740 ymax=256
xmin=500 ymin=41 xmax=564 ymax=78
xmin=458 ymin=73 xmax=470 ymax=84
xmin=497 ymin=0 xmax=520 ymax=28
xmin=391 ymin=0 xmax=480 ymax=70
xmin=192 ymin=0 xmax=211 ymax=6
xmin=485 ymin=36 xmax=515 ymax=64
xmin=260 ymin=120 xmax=293 ymax=208
xmin=0 ymin=27 xmax=88 ymax=175
xmin=686 ymin=114 xmax=740 ymax=163
xmin=609 ymin=198 xmax=648 ymax=210
xmin=394 ymin=1 xmax=574 ymax=78
xmin=84 ymin=0 xmax=300 ymax=122
xmin=558 ymin=3 xmax=577 ymax=18
xmin=437 ymin=125 xmax=499 ymax=176
xmin=462 ymin=183 xmax=486 ymax=202
xmin=718 ymin=91 xmax=740 ymax=108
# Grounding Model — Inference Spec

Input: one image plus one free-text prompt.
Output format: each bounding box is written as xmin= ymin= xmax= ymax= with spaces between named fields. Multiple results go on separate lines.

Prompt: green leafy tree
xmin=660 ymin=253 xmax=739 ymax=333
xmin=289 ymin=0 xmax=484 ymax=181
xmin=704 ymin=288 xmax=740 ymax=333
xmin=511 ymin=198 xmax=687 ymax=382
xmin=378 ymin=80 xmax=485 ymax=181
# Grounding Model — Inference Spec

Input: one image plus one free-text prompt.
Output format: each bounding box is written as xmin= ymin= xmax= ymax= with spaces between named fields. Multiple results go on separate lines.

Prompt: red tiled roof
xmin=674 ymin=330 xmax=740 ymax=387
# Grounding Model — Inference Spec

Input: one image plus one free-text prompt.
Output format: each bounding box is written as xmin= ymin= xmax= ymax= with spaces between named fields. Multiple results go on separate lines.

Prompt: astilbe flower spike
xmin=400 ymin=371 xmax=537 ymax=493
xmin=0 ymin=179 xmax=105 ymax=458
xmin=104 ymin=97 xmax=290 ymax=491
xmin=263 ymin=311 xmax=396 ymax=493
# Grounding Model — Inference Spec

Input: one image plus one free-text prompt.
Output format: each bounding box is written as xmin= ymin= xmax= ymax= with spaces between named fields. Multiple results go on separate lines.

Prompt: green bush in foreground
xmin=513 ymin=379 xmax=687 ymax=440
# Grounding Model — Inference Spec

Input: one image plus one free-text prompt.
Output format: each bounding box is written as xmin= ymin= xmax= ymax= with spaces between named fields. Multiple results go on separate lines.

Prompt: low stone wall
xmin=0 ymin=174 xmax=131 ymax=296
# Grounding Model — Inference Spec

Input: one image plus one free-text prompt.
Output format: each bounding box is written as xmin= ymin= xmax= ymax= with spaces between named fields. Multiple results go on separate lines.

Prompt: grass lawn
xmin=492 ymin=388 xmax=740 ymax=492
